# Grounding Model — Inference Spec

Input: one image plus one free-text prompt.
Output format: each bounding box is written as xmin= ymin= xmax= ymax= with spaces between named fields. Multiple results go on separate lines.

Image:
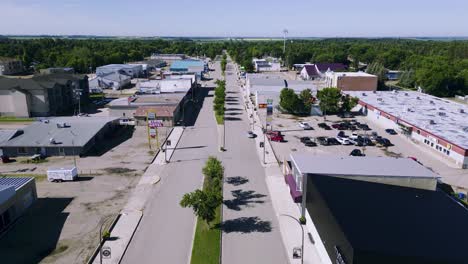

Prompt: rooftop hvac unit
xmin=429 ymin=120 xmax=436 ymax=125
xmin=50 ymin=138 xmax=56 ymax=144
xmin=377 ymin=98 xmax=383 ymax=101
xmin=438 ymin=112 xmax=446 ymax=116
xmin=373 ymin=91 xmax=377 ymax=94
xmin=416 ymin=97 xmax=421 ymax=100
xmin=430 ymin=100 xmax=435 ymax=104
xmin=460 ymin=109 xmax=465 ymax=113
xmin=405 ymin=93 xmax=409 ymax=96
xmin=362 ymin=93 xmax=367 ymax=96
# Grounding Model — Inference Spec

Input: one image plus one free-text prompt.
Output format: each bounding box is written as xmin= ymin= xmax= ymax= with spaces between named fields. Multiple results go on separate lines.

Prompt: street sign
xmin=148 ymin=112 xmax=156 ymax=120
xmin=149 ymin=128 xmax=156 ymax=138
xmin=102 ymin=246 xmax=111 ymax=259
xmin=267 ymin=99 xmax=273 ymax=105
xmin=149 ymin=120 xmax=164 ymax=128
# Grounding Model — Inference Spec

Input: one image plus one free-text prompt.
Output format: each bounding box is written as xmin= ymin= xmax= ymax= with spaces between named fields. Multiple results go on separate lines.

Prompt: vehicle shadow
xmin=0 ymin=197 xmax=73 ymax=264
xmin=216 ymin=217 xmax=272 ymax=234
xmin=223 ymin=189 xmax=266 ymax=211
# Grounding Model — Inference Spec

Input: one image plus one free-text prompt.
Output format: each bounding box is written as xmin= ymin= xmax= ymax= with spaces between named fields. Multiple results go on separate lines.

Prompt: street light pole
xmin=280 ymin=214 xmax=304 ymax=264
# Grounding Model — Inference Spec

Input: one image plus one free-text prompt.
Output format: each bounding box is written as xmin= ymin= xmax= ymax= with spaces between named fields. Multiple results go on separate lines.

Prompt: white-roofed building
xmin=345 ymin=90 xmax=468 ymax=168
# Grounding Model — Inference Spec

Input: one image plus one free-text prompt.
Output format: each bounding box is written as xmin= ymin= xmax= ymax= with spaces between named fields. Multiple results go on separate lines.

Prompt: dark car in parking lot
xmin=316 ymin=137 xmax=329 ymax=146
xmin=376 ymin=137 xmax=392 ymax=147
xmin=300 ymin=137 xmax=311 ymax=143
xmin=327 ymin=137 xmax=341 ymax=145
xmin=357 ymin=123 xmax=371 ymax=130
xmin=304 ymin=140 xmax=317 ymax=147
xmin=318 ymin=123 xmax=332 ymax=130
xmin=385 ymin=129 xmax=398 ymax=135
xmin=350 ymin=149 xmax=365 ymax=156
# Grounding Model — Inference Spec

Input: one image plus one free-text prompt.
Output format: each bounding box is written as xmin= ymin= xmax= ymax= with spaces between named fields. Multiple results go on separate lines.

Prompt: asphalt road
xmin=221 ymin=61 xmax=287 ymax=264
xmin=121 ymin=73 xmax=220 ymax=264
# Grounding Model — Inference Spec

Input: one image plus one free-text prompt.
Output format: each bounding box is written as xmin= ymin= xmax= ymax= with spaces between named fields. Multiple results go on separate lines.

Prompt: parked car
xmin=362 ymin=137 xmax=375 ymax=146
xmin=385 ymin=129 xmax=398 ymax=135
xmin=266 ymin=131 xmax=284 ymax=142
xmin=327 ymin=137 xmax=341 ymax=145
xmin=337 ymin=131 xmax=348 ymax=138
xmin=304 ymin=140 xmax=317 ymax=147
xmin=350 ymin=149 xmax=365 ymax=156
xmin=336 ymin=137 xmax=352 ymax=145
xmin=318 ymin=123 xmax=331 ymax=130
xmin=376 ymin=137 xmax=392 ymax=147
xmin=299 ymin=122 xmax=313 ymax=130
xmin=357 ymin=123 xmax=371 ymax=130
xmin=350 ymin=137 xmax=365 ymax=146
xmin=331 ymin=124 xmax=347 ymax=130
xmin=316 ymin=137 xmax=329 ymax=146
xmin=247 ymin=131 xmax=256 ymax=138
xmin=300 ymin=137 xmax=311 ymax=143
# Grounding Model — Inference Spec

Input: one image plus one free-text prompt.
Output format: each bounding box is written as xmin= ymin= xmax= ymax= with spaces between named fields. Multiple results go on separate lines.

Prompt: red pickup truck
xmin=266 ymin=131 xmax=284 ymax=142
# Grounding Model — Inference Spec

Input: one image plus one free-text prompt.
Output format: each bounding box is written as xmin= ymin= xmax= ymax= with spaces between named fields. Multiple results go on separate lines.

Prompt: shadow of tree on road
xmin=224 ymin=189 xmax=266 ymax=211
xmin=225 ymin=117 xmax=242 ymax=121
xmin=216 ymin=217 xmax=272 ymax=233
xmin=226 ymin=176 xmax=249 ymax=186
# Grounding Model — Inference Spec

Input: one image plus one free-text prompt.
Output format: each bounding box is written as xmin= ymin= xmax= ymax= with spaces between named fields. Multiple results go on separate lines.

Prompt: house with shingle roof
xmin=300 ymin=63 xmax=348 ymax=80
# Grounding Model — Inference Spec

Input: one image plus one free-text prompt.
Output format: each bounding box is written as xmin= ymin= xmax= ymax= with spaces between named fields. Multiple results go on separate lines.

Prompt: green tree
xmin=341 ymin=95 xmax=359 ymax=113
xmin=299 ymin=89 xmax=313 ymax=114
xmin=316 ymin=87 xmax=342 ymax=114
xmin=366 ymin=61 xmax=387 ymax=89
xmin=180 ymin=189 xmax=222 ymax=226
xmin=202 ymin=156 xmax=224 ymax=191
xmin=279 ymin=88 xmax=301 ymax=113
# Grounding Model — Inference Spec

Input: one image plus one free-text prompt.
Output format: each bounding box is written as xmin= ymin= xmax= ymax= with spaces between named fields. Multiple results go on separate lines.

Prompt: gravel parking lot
xmin=256 ymin=110 xmax=468 ymax=191
xmin=0 ymin=125 xmax=162 ymax=264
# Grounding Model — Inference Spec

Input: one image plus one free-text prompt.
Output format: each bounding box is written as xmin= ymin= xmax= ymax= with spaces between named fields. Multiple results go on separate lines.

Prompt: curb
xmin=86 ymin=214 xmax=121 ymax=264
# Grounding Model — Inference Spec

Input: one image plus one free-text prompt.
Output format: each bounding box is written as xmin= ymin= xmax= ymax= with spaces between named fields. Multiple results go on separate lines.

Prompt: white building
xmin=96 ymin=64 xmax=143 ymax=78
xmin=345 ymin=90 xmax=468 ymax=169
xmin=89 ymin=72 xmax=131 ymax=91
xmin=252 ymin=58 xmax=281 ymax=72
xmin=137 ymin=79 xmax=193 ymax=94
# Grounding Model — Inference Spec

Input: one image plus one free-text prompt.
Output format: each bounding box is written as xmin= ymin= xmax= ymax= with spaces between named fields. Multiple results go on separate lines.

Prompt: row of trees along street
xmin=213 ymin=80 xmax=226 ymax=124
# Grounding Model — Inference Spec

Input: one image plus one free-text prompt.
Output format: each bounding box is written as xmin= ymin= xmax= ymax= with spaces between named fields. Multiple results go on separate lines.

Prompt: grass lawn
xmin=190 ymin=205 xmax=221 ymax=264
xmin=0 ymin=117 xmax=34 ymax=122
xmin=0 ymin=173 xmax=47 ymax=182
xmin=215 ymin=114 xmax=224 ymax=125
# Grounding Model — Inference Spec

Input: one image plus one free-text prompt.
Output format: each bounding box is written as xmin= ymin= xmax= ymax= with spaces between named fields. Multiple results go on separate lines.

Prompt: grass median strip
xmin=180 ymin=156 xmax=224 ymax=264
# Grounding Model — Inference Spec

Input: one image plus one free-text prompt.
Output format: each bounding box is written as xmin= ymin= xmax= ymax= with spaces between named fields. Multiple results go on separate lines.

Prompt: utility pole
xmin=283 ymin=29 xmax=289 ymax=54
xmin=70 ymin=131 xmax=77 ymax=168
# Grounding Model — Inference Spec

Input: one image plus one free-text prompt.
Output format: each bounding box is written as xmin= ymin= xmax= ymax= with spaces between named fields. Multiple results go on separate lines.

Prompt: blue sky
xmin=1 ymin=0 xmax=467 ymax=37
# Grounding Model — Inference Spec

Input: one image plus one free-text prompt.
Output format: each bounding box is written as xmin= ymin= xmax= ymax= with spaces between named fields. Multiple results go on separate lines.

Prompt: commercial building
xmin=288 ymin=154 xmax=468 ymax=264
xmin=345 ymin=91 xmax=468 ymax=168
xmin=96 ymin=64 xmax=143 ymax=78
xmin=252 ymin=58 xmax=281 ymax=72
xmin=246 ymin=74 xmax=317 ymax=95
xmin=137 ymin=78 xmax=193 ymax=94
xmin=89 ymin=72 xmax=131 ymax=91
xmin=108 ymin=93 xmax=190 ymax=126
xmin=324 ymin=71 xmax=377 ymax=91
xmin=169 ymin=60 xmax=206 ymax=80
xmin=0 ymin=58 xmax=23 ymax=75
xmin=0 ymin=73 xmax=89 ymax=117
xmin=150 ymin=54 xmax=186 ymax=63
xmin=0 ymin=177 xmax=37 ymax=233
xmin=0 ymin=116 xmax=120 ymax=157
xmin=300 ymin=63 xmax=347 ymax=80
xmin=39 ymin=67 xmax=74 ymax=75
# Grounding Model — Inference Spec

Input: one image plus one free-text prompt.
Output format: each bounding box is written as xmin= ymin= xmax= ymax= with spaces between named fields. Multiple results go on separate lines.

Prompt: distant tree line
xmin=0 ymin=38 xmax=225 ymax=74
xmin=226 ymin=39 xmax=468 ymax=97
xmin=1 ymin=38 xmax=467 ymax=97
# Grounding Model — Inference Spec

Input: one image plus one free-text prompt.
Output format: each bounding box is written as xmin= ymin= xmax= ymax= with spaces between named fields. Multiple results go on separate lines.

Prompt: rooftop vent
xmin=429 ymin=120 xmax=436 ymax=125
xmin=438 ymin=112 xmax=446 ymax=116
xmin=430 ymin=100 xmax=435 ymax=104
xmin=416 ymin=97 xmax=421 ymax=100
xmin=56 ymin=122 xmax=70 ymax=128
xmin=373 ymin=91 xmax=377 ymax=94
xmin=377 ymin=98 xmax=383 ymax=101
xmin=362 ymin=93 xmax=367 ymax=96
xmin=405 ymin=93 xmax=409 ymax=96
xmin=459 ymin=109 xmax=465 ymax=114
xmin=50 ymin=138 xmax=56 ymax=144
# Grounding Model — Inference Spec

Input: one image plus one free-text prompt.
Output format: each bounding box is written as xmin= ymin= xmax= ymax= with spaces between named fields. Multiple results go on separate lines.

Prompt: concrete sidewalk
xmin=91 ymin=127 xmax=185 ymax=264
xmin=239 ymin=77 xmax=330 ymax=264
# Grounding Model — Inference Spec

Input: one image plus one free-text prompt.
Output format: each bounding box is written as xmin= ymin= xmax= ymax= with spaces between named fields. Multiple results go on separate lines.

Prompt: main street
xmin=221 ymin=59 xmax=287 ymax=264
xmin=121 ymin=65 xmax=221 ymax=264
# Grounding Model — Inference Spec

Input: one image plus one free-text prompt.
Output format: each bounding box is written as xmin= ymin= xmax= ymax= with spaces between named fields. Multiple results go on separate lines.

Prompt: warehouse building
xmin=0 ymin=116 xmax=120 ymax=157
xmin=252 ymin=58 xmax=281 ymax=72
xmin=136 ymin=78 xmax=193 ymax=94
xmin=288 ymin=154 xmax=468 ymax=264
xmin=0 ymin=73 xmax=89 ymax=117
xmin=0 ymin=177 xmax=37 ymax=233
xmin=169 ymin=60 xmax=206 ymax=80
xmin=96 ymin=64 xmax=143 ymax=78
xmin=345 ymin=91 xmax=468 ymax=169
xmin=324 ymin=71 xmax=377 ymax=91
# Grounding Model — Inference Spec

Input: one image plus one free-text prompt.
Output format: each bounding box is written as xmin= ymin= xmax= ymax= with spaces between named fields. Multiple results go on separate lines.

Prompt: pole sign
xmin=148 ymin=112 xmax=156 ymax=120
xmin=149 ymin=128 xmax=157 ymax=138
xmin=149 ymin=120 xmax=164 ymax=128
xmin=266 ymin=99 xmax=273 ymax=126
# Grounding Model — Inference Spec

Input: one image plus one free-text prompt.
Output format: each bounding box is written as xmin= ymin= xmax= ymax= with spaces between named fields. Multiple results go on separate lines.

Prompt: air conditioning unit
xmin=416 ymin=97 xmax=421 ymax=100
xmin=404 ymin=93 xmax=409 ymax=96
xmin=460 ymin=109 xmax=465 ymax=113
xmin=50 ymin=138 xmax=56 ymax=144
xmin=429 ymin=120 xmax=436 ymax=125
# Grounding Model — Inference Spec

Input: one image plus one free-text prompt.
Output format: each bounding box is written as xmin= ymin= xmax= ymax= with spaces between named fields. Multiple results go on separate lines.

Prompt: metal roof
xmin=0 ymin=130 xmax=19 ymax=144
xmin=0 ymin=177 xmax=34 ymax=190
xmin=0 ymin=116 xmax=119 ymax=148
xmin=345 ymin=90 xmax=468 ymax=149
xmin=290 ymin=153 xmax=439 ymax=179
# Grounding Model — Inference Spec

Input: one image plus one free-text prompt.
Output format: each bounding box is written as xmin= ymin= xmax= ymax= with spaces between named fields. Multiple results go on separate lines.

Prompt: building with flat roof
xmin=96 ymin=64 xmax=143 ymax=78
xmin=287 ymin=153 xmax=468 ymax=264
xmin=0 ymin=177 xmax=37 ymax=233
xmin=150 ymin=54 xmax=186 ymax=63
xmin=306 ymin=175 xmax=468 ymax=264
xmin=169 ymin=60 xmax=206 ymax=80
xmin=137 ymin=79 xmax=193 ymax=94
xmin=345 ymin=90 xmax=468 ymax=168
xmin=89 ymin=72 xmax=131 ymax=91
xmin=0 ymin=116 xmax=120 ymax=157
xmin=252 ymin=58 xmax=281 ymax=72
xmin=0 ymin=58 xmax=23 ymax=75
xmin=246 ymin=74 xmax=317 ymax=95
xmin=325 ymin=71 xmax=377 ymax=91
xmin=0 ymin=73 xmax=89 ymax=117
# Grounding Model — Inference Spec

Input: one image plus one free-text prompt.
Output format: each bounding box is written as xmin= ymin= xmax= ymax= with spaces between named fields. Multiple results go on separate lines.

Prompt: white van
xmin=47 ymin=167 xmax=78 ymax=182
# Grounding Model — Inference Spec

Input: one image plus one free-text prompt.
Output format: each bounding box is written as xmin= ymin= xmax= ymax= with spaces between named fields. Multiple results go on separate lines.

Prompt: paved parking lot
xmin=255 ymin=111 xmax=468 ymax=191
